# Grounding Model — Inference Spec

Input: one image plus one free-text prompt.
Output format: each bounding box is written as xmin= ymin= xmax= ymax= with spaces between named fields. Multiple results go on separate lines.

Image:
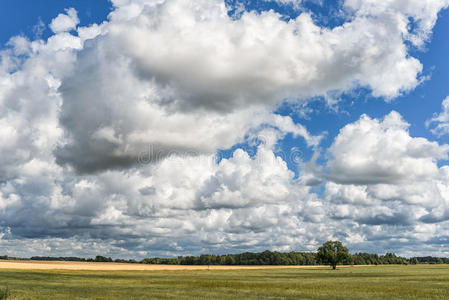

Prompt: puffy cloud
xmin=344 ymin=0 xmax=449 ymax=47
xmin=0 ymin=234 xmax=151 ymax=259
xmin=0 ymin=138 xmax=326 ymax=257
xmin=322 ymin=175 xmax=449 ymax=256
xmin=325 ymin=174 xmax=449 ymax=227
xmin=56 ymin=74 xmax=318 ymax=173
xmin=427 ymin=96 xmax=449 ymax=136
xmin=49 ymin=8 xmax=80 ymax=33
xmin=106 ymin=0 xmax=425 ymax=105
xmin=0 ymin=36 xmax=77 ymax=182
xmin=324 ymin=112 xmax=449 ymax=231
xmin=53 ymin=0 xmax=446 ymax=172
xmin=327 ymin=111 xmax=449 ymax=185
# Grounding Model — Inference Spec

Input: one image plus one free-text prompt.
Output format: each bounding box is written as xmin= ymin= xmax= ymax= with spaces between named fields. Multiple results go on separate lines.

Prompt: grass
xmin=0 ymin=285 xmax=10 ymax=300
xmin=0 ymin=265 xmax=448 ymax=299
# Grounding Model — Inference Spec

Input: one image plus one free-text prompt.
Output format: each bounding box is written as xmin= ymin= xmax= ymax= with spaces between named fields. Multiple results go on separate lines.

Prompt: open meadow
xmin=0 ymin=262 xmax=448 ymax=299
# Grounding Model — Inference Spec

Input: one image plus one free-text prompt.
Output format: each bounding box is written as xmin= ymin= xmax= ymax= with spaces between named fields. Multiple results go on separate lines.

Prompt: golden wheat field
xmin=0 ymin=259 xmax=352 ymax=271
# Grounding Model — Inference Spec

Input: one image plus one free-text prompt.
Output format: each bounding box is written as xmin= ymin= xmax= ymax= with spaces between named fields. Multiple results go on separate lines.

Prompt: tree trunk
xmin=332 ymin=264 xmax=336 ymax=270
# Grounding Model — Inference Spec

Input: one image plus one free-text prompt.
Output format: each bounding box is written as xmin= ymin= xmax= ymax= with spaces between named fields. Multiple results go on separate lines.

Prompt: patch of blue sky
xmin=226 ymin=0 xmax=351 ymax=28
xmin=300 ymin=0 xmax=351 ymax=28
xmin=225 ymin=0 xmax=301 ymax=20
xmin=0 ymin=0 xmax=111 ymax=46
xmin=399 ymin=8 xmax=449 ymax=143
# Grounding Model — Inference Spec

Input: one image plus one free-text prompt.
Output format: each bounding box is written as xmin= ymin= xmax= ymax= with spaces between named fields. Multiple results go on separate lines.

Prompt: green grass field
xmin=0 ymin=265 xmax=448 ymax=299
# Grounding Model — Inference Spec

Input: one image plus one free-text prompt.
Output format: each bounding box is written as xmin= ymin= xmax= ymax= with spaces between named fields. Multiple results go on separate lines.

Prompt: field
xmin=0 ymin=262 xmax=448 ymax=299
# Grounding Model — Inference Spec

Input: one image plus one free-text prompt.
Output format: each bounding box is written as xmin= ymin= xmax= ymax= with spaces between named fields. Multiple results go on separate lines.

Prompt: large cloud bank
xmin=0 ymin=0 xmax=449 ymax=258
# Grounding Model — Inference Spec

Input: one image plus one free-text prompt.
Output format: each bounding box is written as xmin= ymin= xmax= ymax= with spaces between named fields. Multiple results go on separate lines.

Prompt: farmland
xmin=0 ymin=262 xmax=448 ymax=299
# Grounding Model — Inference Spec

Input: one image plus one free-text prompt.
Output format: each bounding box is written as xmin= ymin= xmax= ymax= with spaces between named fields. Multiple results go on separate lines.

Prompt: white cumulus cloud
xmin=49 ymin=8 xmax=80 ymax=33
xmin=427 ymin=96 xmax=449 ymax=136
xmin=327 ymin=111 xmax=449 ymax=185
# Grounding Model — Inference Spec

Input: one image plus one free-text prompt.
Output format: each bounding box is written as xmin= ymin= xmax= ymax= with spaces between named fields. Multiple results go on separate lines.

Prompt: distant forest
xmin=1 ymin=251 xmax=448 ymax=266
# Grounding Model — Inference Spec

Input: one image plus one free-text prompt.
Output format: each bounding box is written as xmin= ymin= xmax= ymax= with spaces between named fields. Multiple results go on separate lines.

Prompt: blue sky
xmin=0 ymin=0 xmax=110 ymax=45
xmin=1 ymin=0 xmax=449 ymax=259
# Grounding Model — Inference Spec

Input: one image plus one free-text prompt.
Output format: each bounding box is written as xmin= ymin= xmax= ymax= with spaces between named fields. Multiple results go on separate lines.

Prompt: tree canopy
xmin=317 ymin=241 xmax=351 ymax=269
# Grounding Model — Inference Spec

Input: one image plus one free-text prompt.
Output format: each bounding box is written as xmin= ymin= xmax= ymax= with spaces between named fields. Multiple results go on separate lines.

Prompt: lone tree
xmin=317 ymin=241 xmax=350 ymax=270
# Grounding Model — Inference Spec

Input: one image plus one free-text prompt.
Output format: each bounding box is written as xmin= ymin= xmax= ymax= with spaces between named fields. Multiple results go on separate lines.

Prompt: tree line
xmin=150 ymin=250 xmax=409 ymax=266
xmin=7 ymin=252 xmax=445 ymax=266
xmin=1 ymin=240 xmax=447 ymax=266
